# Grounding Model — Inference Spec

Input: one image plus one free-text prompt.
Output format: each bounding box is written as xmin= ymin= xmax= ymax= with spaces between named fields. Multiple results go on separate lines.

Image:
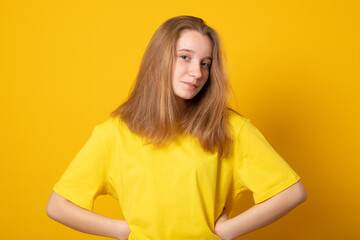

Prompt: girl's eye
xmin=181 ymin=55 xmax=190 ymax=60
xmin=201 ymin=62 xmax=211 ymax=68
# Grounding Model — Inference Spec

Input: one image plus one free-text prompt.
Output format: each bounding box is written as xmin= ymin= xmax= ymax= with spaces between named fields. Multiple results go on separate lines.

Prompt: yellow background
xmin=1 ymin=0 xmax=359 ymax=239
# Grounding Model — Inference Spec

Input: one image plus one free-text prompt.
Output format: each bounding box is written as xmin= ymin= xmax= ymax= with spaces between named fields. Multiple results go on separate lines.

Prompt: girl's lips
xmin=182 ymin=81 xmax=197 ymax=89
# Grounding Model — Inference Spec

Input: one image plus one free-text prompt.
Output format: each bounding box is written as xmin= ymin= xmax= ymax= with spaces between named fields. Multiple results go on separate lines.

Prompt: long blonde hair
xmin=111 ymin=15 xmax=234 ymax=159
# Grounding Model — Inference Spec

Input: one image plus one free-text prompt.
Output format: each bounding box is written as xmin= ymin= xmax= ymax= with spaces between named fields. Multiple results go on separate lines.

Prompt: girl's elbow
xmin=294 ymin=180 xmax=307 ymax=205
xmin=301 ymin=187 xmax=308 ymax=202
xmin=281 ymin=180 xmax=307 ymax=208
xmin=297 ymin=189 xmax=307 ymax=205
xmin=46 ymin=191 xmax=64 ymax=221
xmin=46 ymin=196 xmax=57 ymax=220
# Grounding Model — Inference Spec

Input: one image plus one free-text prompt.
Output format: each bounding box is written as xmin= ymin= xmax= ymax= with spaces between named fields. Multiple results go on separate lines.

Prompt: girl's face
xmin=172 ymin=29 xmax=213 ymax=105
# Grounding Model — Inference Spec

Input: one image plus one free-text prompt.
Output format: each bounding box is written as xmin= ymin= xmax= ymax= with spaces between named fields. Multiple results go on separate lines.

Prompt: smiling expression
xmin=171 ymin=29 xmax=213 ymax=105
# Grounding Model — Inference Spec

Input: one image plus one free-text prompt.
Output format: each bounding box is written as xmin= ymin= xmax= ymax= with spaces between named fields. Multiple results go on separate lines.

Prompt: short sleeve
xmin=53 ymin=124 xmax=110 ymax=211
xmin=234 ymin=119 xmax=301 ymax=204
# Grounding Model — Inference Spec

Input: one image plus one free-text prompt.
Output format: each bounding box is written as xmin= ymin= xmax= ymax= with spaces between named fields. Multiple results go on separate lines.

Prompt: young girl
xmin=46 ymin=15 xmax=307 ymax=240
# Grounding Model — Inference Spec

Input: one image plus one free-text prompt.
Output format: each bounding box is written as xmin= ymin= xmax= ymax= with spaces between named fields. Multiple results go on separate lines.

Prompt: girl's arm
xmin=214 ymin=180 xmax=307 ymax=240
xmin=46 ymin=191 xmax=131 ymax=240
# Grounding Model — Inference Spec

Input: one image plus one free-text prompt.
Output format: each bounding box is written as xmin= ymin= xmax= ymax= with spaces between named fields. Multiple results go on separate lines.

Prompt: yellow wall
xmin=1 ymin=0 xmax=359 ymax=239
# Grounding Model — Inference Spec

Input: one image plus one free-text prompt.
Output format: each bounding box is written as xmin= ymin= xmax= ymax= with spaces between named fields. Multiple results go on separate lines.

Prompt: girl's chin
xmin=177 ymin=94 xmax=196 ymax=101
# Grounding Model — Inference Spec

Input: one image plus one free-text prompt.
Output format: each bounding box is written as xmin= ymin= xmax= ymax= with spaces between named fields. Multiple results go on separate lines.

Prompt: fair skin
xmin=214 ymin=180 xmax=307 ymax=240
xmin=47 ymin=29 xmax=307 ymax=239
xmin=171 ymin=29 xmax=212 ymax=114
xmin=46 ymin=191 xmax=130 ymax=240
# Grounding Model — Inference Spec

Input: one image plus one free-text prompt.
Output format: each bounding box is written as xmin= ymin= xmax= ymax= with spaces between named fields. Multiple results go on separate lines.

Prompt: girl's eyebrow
xmin=177 ymin=48 xmax=212 ymax=60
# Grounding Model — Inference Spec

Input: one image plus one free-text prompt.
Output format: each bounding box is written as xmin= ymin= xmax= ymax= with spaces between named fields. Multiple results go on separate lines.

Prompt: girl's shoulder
xmin=94 ymin=115 xmax=143 ymax=143
xmin=227 ymin=108 xmax=250 ymax=135
xmin=94 ymin=115 xmax=121 ymax=132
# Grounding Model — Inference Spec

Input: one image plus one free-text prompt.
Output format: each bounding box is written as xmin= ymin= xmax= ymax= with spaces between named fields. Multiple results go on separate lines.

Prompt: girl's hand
xmin=214 ymin=207 xmax=233 ymax=240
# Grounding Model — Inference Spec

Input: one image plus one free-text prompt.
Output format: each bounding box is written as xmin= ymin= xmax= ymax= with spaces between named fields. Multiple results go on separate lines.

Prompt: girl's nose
xmin=188 ymin=62 xmax=202 ymax=78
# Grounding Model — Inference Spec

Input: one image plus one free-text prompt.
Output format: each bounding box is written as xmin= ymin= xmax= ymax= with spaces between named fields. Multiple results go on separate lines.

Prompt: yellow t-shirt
xmin=53 ymin=110 xmax=300 ymax=240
